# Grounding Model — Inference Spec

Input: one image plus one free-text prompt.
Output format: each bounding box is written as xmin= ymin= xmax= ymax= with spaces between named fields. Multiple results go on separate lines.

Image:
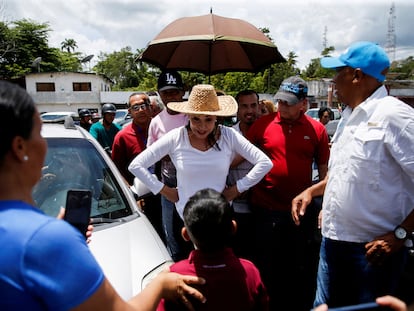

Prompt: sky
xmin=4 ymin=0 xmax=414 ymax=71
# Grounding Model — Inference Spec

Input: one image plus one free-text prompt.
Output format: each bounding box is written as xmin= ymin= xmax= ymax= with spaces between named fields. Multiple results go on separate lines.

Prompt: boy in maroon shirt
xmin=157 ymin=188 xmax=268 ymax=311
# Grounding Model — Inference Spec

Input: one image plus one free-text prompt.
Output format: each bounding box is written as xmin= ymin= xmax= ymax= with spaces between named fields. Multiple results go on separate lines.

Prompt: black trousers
xmin=251 ymin=199 xmax=322 ymax=311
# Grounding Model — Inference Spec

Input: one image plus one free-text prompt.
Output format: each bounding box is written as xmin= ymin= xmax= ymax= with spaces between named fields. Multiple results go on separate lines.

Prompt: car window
xmin=333 ymin=110 xmax=341 ymax=120
xmin=115 ymin=110 xmax=125 ymax=119
xmin=33 ymin=138 xmax=132 ymax=219
xmin=305 ymin=109 xmax=318 ymax=119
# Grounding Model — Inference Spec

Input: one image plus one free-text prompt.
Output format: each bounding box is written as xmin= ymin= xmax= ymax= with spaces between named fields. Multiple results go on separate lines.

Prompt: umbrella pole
xmin=208 ymin=40 xmax=212 ymax=84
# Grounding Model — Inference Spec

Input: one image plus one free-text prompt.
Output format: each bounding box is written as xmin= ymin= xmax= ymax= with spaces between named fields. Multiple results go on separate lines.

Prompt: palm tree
xmin=61 ymin=38 xmax=78 ymax=53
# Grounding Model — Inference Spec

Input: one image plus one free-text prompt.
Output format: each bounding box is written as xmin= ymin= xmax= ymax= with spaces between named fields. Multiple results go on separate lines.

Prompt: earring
xmin=23 ymin=155 xmax=29 ymax=161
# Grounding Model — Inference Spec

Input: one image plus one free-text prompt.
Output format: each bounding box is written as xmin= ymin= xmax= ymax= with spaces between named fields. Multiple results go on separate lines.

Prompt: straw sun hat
xmin=167 ymin=84 xmax=237 ymax=116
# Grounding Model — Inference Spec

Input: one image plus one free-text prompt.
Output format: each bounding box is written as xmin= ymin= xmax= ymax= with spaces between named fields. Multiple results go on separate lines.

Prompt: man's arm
xmin=365 ymin=208 xmax=414 ymax=265
xmin=317 ymin=164 xmax=328 ymax=181
xmin=74 ymin=271 xmax=206 ymax=311
xmin=292 ymin=175 xmax=328 ymax=226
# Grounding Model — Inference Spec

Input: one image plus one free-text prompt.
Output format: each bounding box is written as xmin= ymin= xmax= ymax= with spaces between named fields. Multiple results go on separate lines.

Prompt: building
xmin=25 ymin=72 xmax=112 ymax=113
xmin=386 ymin=80 xmax=414 ymax=108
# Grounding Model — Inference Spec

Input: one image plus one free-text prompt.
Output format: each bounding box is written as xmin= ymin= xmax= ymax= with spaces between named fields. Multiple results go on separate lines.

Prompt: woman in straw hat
xmin=129 ymin=84 xmax=273 ymax=257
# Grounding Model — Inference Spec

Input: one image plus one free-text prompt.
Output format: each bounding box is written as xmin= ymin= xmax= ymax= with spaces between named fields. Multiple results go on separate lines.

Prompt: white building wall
xmin=100 ymin=92 xmax=136 ymax=106
xmin=25 ymin=72 xmax=111 ymax=113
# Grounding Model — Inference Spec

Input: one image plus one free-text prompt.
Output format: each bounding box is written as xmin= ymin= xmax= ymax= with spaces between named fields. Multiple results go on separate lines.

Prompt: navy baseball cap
xmin=157 ymin=70 xmax=184 ymax=92
xmin=321 ymin=41 xmax=390 ymax=82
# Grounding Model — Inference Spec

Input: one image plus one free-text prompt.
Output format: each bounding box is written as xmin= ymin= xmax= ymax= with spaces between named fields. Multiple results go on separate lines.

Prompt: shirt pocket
xmin=347 ymin=127 xmax=385 ymax=188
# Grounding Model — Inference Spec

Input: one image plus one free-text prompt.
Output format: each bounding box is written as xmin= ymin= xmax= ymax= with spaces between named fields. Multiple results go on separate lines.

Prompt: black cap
xmin=157 ymin=70 xmax=184 ymax=92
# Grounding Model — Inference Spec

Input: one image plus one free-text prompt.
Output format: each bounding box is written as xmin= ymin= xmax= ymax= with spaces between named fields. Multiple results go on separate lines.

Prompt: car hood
xmin=88 ymin=214 xmax=172 ymax=299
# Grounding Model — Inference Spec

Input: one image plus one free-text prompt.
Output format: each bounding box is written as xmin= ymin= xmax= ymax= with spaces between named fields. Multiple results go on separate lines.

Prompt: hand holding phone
xmin=64 ymin=189 xmax=92 ymax=239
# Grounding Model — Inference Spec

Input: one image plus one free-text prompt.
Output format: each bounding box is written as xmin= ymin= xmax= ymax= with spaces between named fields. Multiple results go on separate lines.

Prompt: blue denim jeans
xmin=314 ymin=237 xmax=406 ymax=308
xmin=161 ymin=196 xmax=179 ymax=260
xmin=161 ymin=195 xmax=192 ymax=262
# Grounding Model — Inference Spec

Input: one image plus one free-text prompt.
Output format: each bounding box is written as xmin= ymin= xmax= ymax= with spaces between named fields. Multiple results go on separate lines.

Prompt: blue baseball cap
xmin=320 ymin=41 xmax=390 ymax=82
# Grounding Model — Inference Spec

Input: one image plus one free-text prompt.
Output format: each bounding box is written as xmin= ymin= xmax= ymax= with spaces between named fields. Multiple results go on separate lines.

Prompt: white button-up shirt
xmin=322 ymin=85 xmax=414 ymax=242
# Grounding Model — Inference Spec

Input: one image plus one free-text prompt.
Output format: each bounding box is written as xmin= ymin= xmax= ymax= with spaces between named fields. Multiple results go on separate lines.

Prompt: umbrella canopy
xmin=138 ymin=13 xmax=286 ymax=75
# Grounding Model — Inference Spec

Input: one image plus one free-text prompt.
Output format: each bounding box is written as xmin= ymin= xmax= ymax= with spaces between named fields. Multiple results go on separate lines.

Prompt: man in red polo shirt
xmin=112 ymin=92 xmax=152 ymax=185
xmin=247 ymin=76 xmax=330 ymax=311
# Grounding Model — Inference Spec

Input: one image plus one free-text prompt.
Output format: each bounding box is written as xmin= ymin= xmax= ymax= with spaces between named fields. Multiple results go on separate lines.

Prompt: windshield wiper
xmin=91 ymin=217 xmax=125 ymax=224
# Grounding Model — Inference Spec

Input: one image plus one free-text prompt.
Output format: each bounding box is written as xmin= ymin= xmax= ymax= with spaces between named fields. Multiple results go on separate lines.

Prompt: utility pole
xmin=322 ymin=26 xmax=333 ymax=108
xmin=386 ymin=2 xmax=396 ymax=62
xmin=323 ymin=26 xmax=327 ymax=50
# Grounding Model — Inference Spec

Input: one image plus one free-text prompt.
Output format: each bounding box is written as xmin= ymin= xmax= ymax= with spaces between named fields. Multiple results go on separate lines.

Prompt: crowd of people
xmin=1 ymin=41 xmax=413 ymax=311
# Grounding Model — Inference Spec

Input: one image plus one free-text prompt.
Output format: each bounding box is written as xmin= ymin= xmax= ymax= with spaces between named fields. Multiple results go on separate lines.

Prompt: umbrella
xmin=138 ymin=13 xmax=285 ymax=76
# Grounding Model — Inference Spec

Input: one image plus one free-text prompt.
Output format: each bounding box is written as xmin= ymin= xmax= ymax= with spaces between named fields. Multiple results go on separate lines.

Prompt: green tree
xmin=61 ymin=38 xmax=78 ymax=53
xmin=303 ymin=46 xmax=335 ymax=79
xmin=259 ymin=27 xmax=272 ymax=41
xmin=389 ymin=56 xmax=414 ymax=80
xmin=94 ymin=47 xmax=137 ymax=90
xmin=53 ymin=48 xmax=82 ymax=72
xmin=264 ymin=51 xmax=300 ymax=93
xmin=0 ymin=21 xmax=14 ymax=74
xmin=94 ymin=47 xmax=157 ymax=90
xmin=0 ymin=19 xmax=62 ymax=79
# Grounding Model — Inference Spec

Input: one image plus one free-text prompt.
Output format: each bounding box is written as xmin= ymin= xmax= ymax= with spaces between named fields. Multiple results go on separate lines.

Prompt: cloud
xmin=5 ymin=0 xmax=414 ymax=70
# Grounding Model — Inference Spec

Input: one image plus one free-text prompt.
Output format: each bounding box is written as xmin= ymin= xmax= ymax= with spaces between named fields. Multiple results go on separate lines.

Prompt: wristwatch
xmin=394 ymin=226 xmax=408 ymax=240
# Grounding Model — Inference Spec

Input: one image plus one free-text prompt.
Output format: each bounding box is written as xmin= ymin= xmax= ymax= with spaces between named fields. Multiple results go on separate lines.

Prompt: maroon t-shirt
xmin=157 ymin=248 xmax=269 ymax=311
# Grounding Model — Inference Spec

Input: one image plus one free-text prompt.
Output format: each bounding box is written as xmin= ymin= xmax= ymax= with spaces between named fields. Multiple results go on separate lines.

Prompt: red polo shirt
xmin=111 ymin=122 xmax=147 ymax=184
xmin=157 ymin=248 xmax=268 ymax=311
xmin=247 ymin=112 xmax=330 ymax=211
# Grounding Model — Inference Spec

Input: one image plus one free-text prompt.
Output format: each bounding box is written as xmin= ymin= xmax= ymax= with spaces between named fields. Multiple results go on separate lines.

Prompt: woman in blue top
xmin=0 ymin=81 xmax=205 ymax=311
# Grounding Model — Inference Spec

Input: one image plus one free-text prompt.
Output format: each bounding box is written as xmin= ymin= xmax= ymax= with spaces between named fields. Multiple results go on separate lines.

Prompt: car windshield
xmin=33 ymin=138 xmax=132 ymax=219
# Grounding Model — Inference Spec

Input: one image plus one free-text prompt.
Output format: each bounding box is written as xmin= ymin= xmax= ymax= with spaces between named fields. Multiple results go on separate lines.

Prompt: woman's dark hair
xmin=183 ymin=188 xmax=234 ymax=252
xmin=0 ymin=81 xmax=35 ymax=160
xmin=318 ymin=106 xmax=332 ymax=119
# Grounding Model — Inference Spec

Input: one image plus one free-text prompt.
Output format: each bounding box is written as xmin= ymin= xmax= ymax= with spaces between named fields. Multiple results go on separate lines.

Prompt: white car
xmin=32 ymin=118 xmax=172 ymax=299
xmin=40 ymin=111 xmax=78 ymax=123
xmin=114 ymin=109 xmax=131 ymax=125
xmin=305 ymin=107 xmax=341 ymax=141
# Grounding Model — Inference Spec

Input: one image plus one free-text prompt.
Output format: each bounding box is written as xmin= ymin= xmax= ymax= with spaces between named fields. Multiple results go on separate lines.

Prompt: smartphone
xmin=64 ymin=189 xmax=92 ymax=238
xmin=326 ymin=302 xmax=393 ymax=311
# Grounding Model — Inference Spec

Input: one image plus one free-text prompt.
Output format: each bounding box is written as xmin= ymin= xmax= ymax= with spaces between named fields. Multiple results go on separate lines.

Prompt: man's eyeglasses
xmin=130 ymin=103 xmax=149 ymax=111
xmin=280 ymin=82 xmax=308 ymax=98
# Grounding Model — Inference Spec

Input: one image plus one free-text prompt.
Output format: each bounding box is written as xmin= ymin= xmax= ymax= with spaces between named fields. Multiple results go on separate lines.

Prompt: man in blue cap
xmin=291 ymin=41 xmax=414 ymax=308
